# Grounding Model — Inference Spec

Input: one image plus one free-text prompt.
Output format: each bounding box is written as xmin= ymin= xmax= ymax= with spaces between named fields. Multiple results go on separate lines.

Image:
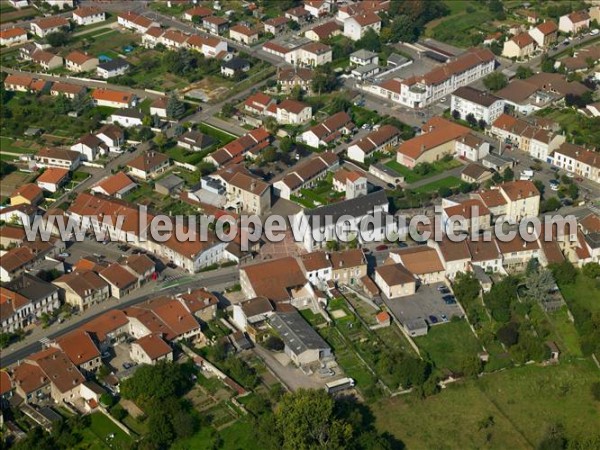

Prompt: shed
xmin=154 ymin=174 xmax=185 ymax=196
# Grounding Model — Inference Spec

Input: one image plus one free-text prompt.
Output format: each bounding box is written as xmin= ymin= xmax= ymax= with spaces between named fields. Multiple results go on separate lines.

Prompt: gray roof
xmin=482 ymin=152 xmax=513 ymax=168
xmin=98 ymin=57 xmax=129 ymax=71
xmin=472 ymin=265 xmax=492 ymax=286
xmin=222 ymin=57 xmax=249 ymax=70
xmin=351 ymin=49 xmax=377 ymax=60
xmin=269 ymin=310 xmax=330 ymax=355
xmin=404 ymin=318 xmax=428 ymax=331
xmin=372 ymin=162 xmax=401 ymax=177
xmin=387 ymin=53 xmax=409 ymax=66
xmin=178 ymin=130 xmax=215 ymax=149
xmin=6 ymin=273 xmax=58 ymax=302
xmin=305 ymin=189 xmax=388 ymax=223
xmin=352 ymin=63 xmax=379 ymax=75
xmin=156 ymin=174 xmax=184 ymax=190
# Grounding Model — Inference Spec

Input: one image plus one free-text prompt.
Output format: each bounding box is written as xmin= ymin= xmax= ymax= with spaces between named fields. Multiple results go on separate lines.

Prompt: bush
xmin=582 ymin=262 xmax=600 ymax=279
xmin=264 ymin=336 xmax=284 ymax=352
xmin=497 ymin=322 xmax=519 ymax=347
xmin=99 ymin=393 xmax=114 ymax=408
xmin=110 ymin=404 xmax=128 ymax=421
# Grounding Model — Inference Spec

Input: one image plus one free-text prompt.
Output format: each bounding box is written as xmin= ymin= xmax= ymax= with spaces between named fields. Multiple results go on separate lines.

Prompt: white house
xmin=528 ymin=21 xmax=558 ymax=48
xmin=274 ymin=99 xmax=312 ymax=125
xmin=30 ymin=17 xmax=69 ymax=37
xmin=108 ymin=109 xmax=144 ymax=128
xmin=285 ymin=42 xmax=332 ymax=67
xmin=72 ymin=7 xmax=106 ymax=26
xmin=0 ymin=27 xmax=28 ymax=47
xmin=350 ymin=49 xmax=378 ymax=66
xmin=117 ymin=11 xmax=159 ymax=33
xmin=71 ymin=134 xmax=107 ymax=161
xmin=343 ymin=12 xmax=381 ymax=41
xmin=346 ymin=125 xmax=400 ymax=163
xmin=454 ymin=133 xmax=491 ymax=162
xmin=96 ymin=58 xmax=130 ymax=79
xmin=298 ymin=111 xmax=354 ymax=149
xmin=96 ymin=124 xmax=125 ymax=152
xmin=502 ymin=32 xmax=536 ymax=59
xmin=558 ymin=10 xmax=590 ymax=34
xmin=551 ymin=142 xmax=600 ymax=184
xmin=374 ymin=263 xmax=416 ymax=299
xmin=450 ymin=86 xmax=505 ymax=125
xmin=229 ymin=25 xmax=259 ymax=45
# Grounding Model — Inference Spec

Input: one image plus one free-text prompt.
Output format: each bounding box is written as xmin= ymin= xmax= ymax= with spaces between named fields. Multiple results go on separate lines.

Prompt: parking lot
xmin=382 ymin=282 xmax=463 ymax=327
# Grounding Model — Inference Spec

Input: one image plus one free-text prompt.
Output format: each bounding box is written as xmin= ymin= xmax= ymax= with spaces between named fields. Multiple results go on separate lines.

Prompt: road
xmin=0 ymin=265 xmax=239 ymax=368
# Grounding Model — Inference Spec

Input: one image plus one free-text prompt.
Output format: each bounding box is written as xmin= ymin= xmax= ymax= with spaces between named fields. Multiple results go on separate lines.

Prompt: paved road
xmin=0 ymin=266 xmax=239 ymax=368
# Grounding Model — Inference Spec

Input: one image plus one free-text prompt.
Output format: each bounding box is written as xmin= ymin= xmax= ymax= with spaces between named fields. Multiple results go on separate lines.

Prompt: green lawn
xmin=559 ymin=272 xmax=600 ymax=313
xmin=536 ymin=108 xmax=600 ymax=149
xmin=415 ymin=319 xmax=483 ymax=373
xmin=81 ymin=412 xmax=133 ymax=449
xmin=373 ymin=359 xmax=600 ymax=449
xmin=385 ymin=158 xmax=461 ymax=183
xmin=413 ymin=176 xmax=462 ymax=194
xmin=173 ymin=417 xmax=255 ymax=450
xmin=0 ymin=137 xmax=37 ymax=154
xmin=427 ymin=4 xmax=494 ymax=47
xmin=198 ymin=122 xmax=237 ymax=145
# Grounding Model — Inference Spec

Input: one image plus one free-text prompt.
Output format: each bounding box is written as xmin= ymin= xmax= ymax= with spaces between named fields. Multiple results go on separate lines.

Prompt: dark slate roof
xmin=305 ymin=189 xmax=388 ymax=223
xmin=6 ymin=273 xmax=59 ymax=302
xmin=111 ymin=108 xmax=144 ymax=119
xmin=269 ymin=310 xmax=330 ymax=354
xmin=222 ymin=57 xmax=249 ymax=70
xmin=98 ymin=57 xmax=129 ymax=71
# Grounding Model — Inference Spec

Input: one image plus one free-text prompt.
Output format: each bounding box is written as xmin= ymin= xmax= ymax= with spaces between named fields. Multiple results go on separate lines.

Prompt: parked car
xmin=566 ymin=172 xmax=575 ymax=178
xmin=443 ymin=295 xmax=456 ymax=304
xmin=428 ymin=315 xmax=439 ymax=324
xmin=441 ymin=314 xmax=448 ymax=322
xmin=122 ymin=362 xmax=132 ymax=370
xmin=375 ymin=244 xmax=388 ymax=251
xmin=58 ymin=252 xmax=70 ymax=258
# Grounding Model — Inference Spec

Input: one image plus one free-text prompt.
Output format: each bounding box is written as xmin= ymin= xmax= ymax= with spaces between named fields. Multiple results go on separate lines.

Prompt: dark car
xmin=439 ymin=287 xmax=450 ymax=294
xmin=167 ymin=262 xmax=177 ymax=269
xmin=428 ymin=315 xmax=438 ymax=324
xmin=375 ymin=244 xmax=388 ymax=251
xmin=443 ymin=295 xmax=456 ymax=304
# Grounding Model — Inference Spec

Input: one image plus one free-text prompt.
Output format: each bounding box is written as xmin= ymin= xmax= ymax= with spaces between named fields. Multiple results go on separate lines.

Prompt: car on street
xmin=443 ymin=295 xmax=456 ymax=304
xmin=428 ymin=315 xmax=438 ymax=324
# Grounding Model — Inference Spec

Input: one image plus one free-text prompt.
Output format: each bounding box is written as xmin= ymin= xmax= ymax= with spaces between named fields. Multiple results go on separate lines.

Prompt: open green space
xmin=415 ymin=319 xmax=483 ymax=373
xmin=559 ymin=270 xmax=600 ymax=313
xmin=81 ymin=412 xmax=133 ymax=449
xmin=385 ymin=158 xmax=461 ymax=184
xmin=173 ymin=417 xmax=255 ymax=450
xmin=0 ymin=137 xmax=38 ymax=154
xmin=412 ymin=175 xmax=462 ymax=194
xmin=536 ymin=108 xmax=600 ymax=149
xmin=373 ymin=359 xmax=600 ymax=449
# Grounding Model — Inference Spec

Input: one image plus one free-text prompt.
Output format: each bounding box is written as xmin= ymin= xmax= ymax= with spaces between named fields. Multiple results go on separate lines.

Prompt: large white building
xmin=551 ymin=142 xmax=600 ymax=184
xmin=451 ymin=86 xmax=505 ymax=125
xmin=374 ymin=48 xmax=496 ymax=109
xmin=343 ymin=12 xmax=381 ymax=41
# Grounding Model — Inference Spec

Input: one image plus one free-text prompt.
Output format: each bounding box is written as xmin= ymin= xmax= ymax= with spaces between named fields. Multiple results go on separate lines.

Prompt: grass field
xmin=373 ymin=359 xmax=600 ymax=449
xmin=173 ymin=417 xmax=255 ymax=450
xmin=415 ymin=319 xmax=483 ymax=373
xmin=0 ymin=137 xmax=38 ymax=154
xmin=413 ymin=176 xmax=462 ymax=194
xmin=559 ymin=272 xmax=600 ymax=313
xmin=385 ymin=159 xmax=461 ymax=184
xmin=78 ymin=412 xmax=133 ymax=449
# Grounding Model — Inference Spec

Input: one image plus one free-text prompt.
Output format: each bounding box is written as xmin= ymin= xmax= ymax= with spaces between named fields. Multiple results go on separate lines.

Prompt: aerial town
xmin=0 ymin=0 xmax=599 ymax=449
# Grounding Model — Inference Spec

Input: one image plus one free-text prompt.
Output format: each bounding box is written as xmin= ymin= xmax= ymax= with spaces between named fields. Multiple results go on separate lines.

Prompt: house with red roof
xmin=343 ymin=12 xmax=381 ymax=41
xmin=36 ymin=167 xmax=69 ymax=193
xmin=0 ymin=27 xmax=28 ymax=46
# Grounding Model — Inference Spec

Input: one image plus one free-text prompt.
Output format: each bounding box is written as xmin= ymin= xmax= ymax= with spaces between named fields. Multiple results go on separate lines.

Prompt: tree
xmin=497 ymin=322 xmax=519 ymax=346
xmin=502 ymin=167 xmax=514 ymax=181
xmin=466 ymin=113 xmax=477 ymax=127
xmin=264 ymin=335 xmax=284 ymax=352
xmin=525 ymin=268 xmax=554 ymax=303
xmin=516 ymin=66 xmax=534 ymax=79
xmin=275 ymin=389 xmax=353 ymax=450
xmin=452 ymin=109 xmax=461 ymax=120
xmin=221 ymin=102 xmax=236 ymax=118
xmin=483 ymin=72 xmax=508 ymax=91
xmin=478 ymin=119 xmax=487 ymax=129
xmin=289 ymin=85 xmax=303 ymax=101
xmin=312 ymin=65 xmax=338 ymax=95
xmin=46 ymin=30 xmax=70 ymax=47
xmin=541 ymin=197 xmax=561 ymax=213
xmin=533 ymin=179 xmax=545 ymax=197
xmin=153 ymin=133 xmax=168 ymax=150
xmin=110 ymin=404 xmax=127 ymax=421
xmin=438 ymin=186 xmax=452 ymax=198
xmin=549 ymin=261 xmax=577 ymax=286
xmin=591 ymin=382 xmax=600 ymax=401
xmin=279 ymin=136 xmax=293 ymax=153
xmin=263 ymin=116 xmax=278 ymax=134
xmin=355 ymin=28 xmax=381 ymax=52
xmin=582 ymin=262 xmax=600 ymax=279
xmin=166 ymin=95 xmax=185 ymax=119
xmin=541 ymin=55 xmax=556 ymax=73
xmin=453 ymin=272 xmax=481 ymax=303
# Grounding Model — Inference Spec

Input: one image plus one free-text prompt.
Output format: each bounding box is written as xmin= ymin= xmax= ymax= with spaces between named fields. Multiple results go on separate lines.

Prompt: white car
xmin=566 ymin=172 xmax=575 ymax=178
xmin=550 ymin=182 xmax=559 ymax=191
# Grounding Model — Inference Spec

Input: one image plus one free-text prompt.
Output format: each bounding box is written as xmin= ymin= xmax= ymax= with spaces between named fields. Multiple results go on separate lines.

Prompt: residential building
xmin=127 ymin=151 xmax=170 ymax=180
xmin=240 ymin=257 xmax=308 ymax=302
xmin=454 ymin=133 xmax=491 ymax=162
xmin=432 ymin=237 xmax=472 ymax=280
xmin=0 ymin=205 xmax=38 ymax=229
xmin=96 ymin=124 xmax=125 ymax=152
xmin=96 ymin=58 xmax=130 ymax=79
xmin=108 ymin=108 xmax=144 ymax=128
xmin=232 ymin=296 xmax=274 ymax=336
xmin=99 ymin=263 xmax=138 ymax=299
xmin=3 ymin=74 xmax=36 ymax=92
xmin=396 ymin=117 xmax=470 ymax=168
xmin=502 ymin=32 xmax=536 ymax=59
xmin=10 ymin=183 xmax=43 ymax=207
xmin=31 ymin=50 xmax=63 ymax=70
xmin=177 ymin=130 xmax=215 ymax=151
xmin=150 ymin=97 xmax=168 ymax=118
xmin=154 ymin=174 xmax=184 ymax=196
xmin=160 ymin=29 xmax=189 ymax=50
xmin=205 ymin=128 xmax=270 ymax=167
xmin=72 ymin=6 xmax=106 ymax=26
xmin=35 ymin=148 xmax=82 ymax=170
xmin=349 ymin=49 xmax=379 ymax=66
xmin=337 ymin=0 xmax=390 ymax=21
xmin=388 ymin=246 xmax=445 ymax=284
xmin=1 ymin=274 xmax=60 ymax=333
xmin=497 ymin=234 xmax=541 ymax=272
xmin=298 ymin=111 xmax=354 ymax=149
xmin=274 ymin=99 xmax=312 ymax=124
xmin=53 ymin=329 xmax=102 ymax=374
xmin=65 ymin=50 xmax=98 ymax=72
xmin=330 ymin=249 xmax=368 ymax=286
xmin=30 ymin=17 xmax=69 ymax=37
xmin=461 ymin=163 xmax=493 ymax=184
xmin=183 ymin=6 xmax=213 ymax=21
xmin=300 ymin=190 xmax=389 ymax=251
xmin=285 ymin=6 xmax=311 ymax=23
xmin=475 ymin=180 xmax=540 ymax=222
xmin=374 ymin=263 xmax=416 ymax=299
xmin=91 ymin=172 xmax=137 ymax=199
xmin=270 ymin=309 xmax=332 ymax=366
xmin=273 ymin=152 xmax=338 ymax=199
xmin=277 ymin=67 xmax=314 ymax=93
xmin=304 ymin=0 xmax=332 ymax=18
xmin=130 ymin=334 xmax=173 ymax=365
xmin=186 ymin=35 xmax=228 ymax=58
xmin=332 ymin=168 xmax=367 ymax=199
xmin=528 ymin=21 xmax=558 ymax=48
xmin=50 ymin=82 xmax=86 ymax=99
xmin=558 ymin=10 xmax=590 ymax=34
xmin=53 ymin=271 xmax=110 ymax=310
xmin=36 ymin=167 xmax=69 ymax=193
xmin=91 ymin=88 xmax=135 ymax=108
xmin=71 ymin=134 xmax=107 ymax=161
xmin=225 ymin=172 xmax=271 ymax=215
xmin=176 ymin=288 xmax=218 ymax=323
xmin=285 ymin=41 xmax=332 ymax=66
xmin=374 ymin=47 xmax=495 ymax=108
xmin=450 ymin=86 xmax=505 ymax=125
xmin=117 ymin=11 xmax=159 ymax=33
xmin=305 ymin=21 xmax=341 ymax=41
xmin=220 ymin=57 xmax=250 ymax=77
xmin=551 ymin=142 xmax=600 ymax=183
xmin=298 ymin=251 xmax=332 ymax=288
xmin=347 ymin=125 xmax=401 ymax=163
xmin=0 ymin=27 xmax=28 ymax=46
xmin=229 ymin=25 xmax=259 ymax=44
xmin=244 ymin=92 xmax=274 ymax=115
xmin=263 ymin=17 xmax=289 ymax=36
xmin=343 ymin=12 xmax=381 ymax=41
xmin=202 ymin=15 xmax=229 ymax=34
xmin=0 ymin=247 xmax=37 ymax=282
xmin=369 ymin=162 xmax=404 ymax=186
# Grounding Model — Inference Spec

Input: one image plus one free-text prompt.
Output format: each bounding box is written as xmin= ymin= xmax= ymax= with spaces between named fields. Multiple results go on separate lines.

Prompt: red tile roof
xmin=56 ymin=329 xmax=100 ymax=366
xmin=36 ymin=167 xmax=69 ymax=186
xmin=93 ymin=172 xmax=136 ymax=196
xmin=134 ymin=334 xmax=172 ymax=360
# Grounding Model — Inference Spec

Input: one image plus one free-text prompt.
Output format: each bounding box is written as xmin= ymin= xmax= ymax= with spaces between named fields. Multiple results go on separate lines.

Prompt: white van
xmin=520 ymin=169 xmax=534 ymax=181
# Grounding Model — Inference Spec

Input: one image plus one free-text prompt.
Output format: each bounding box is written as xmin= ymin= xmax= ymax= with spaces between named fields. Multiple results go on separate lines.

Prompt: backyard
xmin=77 ymin=412 xmax=134 ymax=450
xmin=536 ymin=108 xmax=600 ymax=149
xmin=385 ymin=158 xmax=462 ymax=184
